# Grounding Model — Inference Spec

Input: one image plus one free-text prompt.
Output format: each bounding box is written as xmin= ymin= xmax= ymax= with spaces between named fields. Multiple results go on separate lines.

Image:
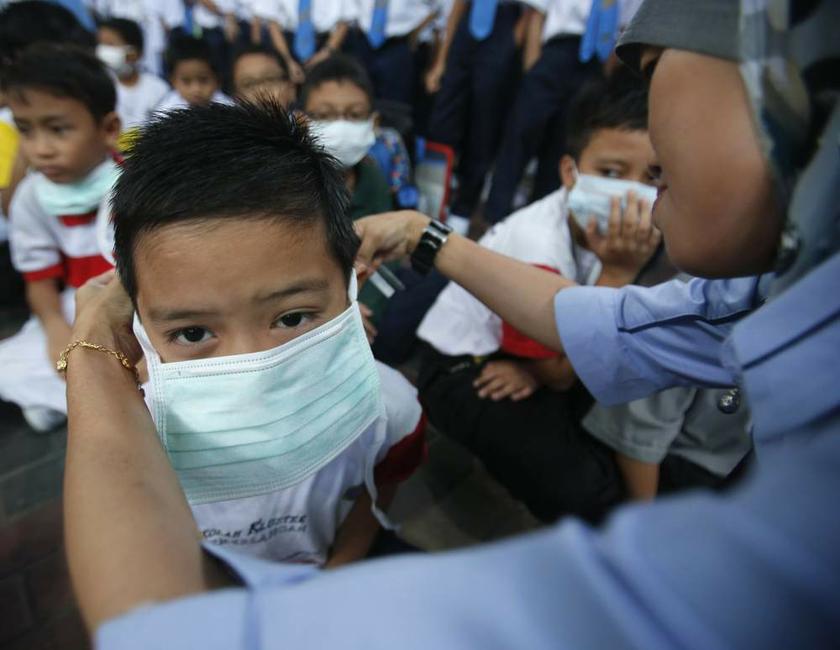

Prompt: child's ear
xmin=101 ymin=111 xmax=122 ymax=149
xmin=371 ymin=111 xmax=380 ymax=128
xmin=559 ymin=155 xmax=577 ymax=191
xmin=127 ymin=48 xmax=140 ymax=65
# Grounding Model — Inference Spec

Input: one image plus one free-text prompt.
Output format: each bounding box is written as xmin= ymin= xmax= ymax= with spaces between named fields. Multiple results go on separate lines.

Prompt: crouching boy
xmin=109 ymin=101 xmax=425 ymax=567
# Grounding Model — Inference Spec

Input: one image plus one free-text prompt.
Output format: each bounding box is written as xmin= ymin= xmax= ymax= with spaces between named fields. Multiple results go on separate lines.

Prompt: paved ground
xmin=0 ymin=306 xmax=540 ymax=649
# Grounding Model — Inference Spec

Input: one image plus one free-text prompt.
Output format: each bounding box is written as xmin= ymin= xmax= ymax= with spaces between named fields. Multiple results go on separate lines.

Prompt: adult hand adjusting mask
xmin=133 ymin=274 xmax=386 ymax=508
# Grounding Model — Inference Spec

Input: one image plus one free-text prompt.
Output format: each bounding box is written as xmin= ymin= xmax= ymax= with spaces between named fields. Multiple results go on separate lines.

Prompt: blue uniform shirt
xmin=98 ymin=252 xmax=840 ymax=649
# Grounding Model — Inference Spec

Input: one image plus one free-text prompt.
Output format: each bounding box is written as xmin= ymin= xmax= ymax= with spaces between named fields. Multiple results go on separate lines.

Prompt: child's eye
xmin=599 ymin=168 xmax=622 ymax=179
xmin=170 ymin=326 xmax=214 ymax=345
xmin=275 ymin=312 xmax=313 ymax=329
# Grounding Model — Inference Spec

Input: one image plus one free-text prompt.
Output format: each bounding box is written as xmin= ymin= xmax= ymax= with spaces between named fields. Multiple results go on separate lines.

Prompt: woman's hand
xmin=354 ymin=210 xmax=431 ymax=272
xmin=72 ymin=270 xmax=142 ymax=365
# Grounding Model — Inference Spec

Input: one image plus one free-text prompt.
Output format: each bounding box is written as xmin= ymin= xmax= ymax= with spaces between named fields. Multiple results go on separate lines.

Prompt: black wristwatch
xmin=411 ymin=219 xmax=452 ymax=275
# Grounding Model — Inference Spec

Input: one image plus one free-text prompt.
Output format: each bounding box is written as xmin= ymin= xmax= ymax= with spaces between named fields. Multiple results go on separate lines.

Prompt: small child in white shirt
xmin=96 ymin=18 xmax=170 ymax=135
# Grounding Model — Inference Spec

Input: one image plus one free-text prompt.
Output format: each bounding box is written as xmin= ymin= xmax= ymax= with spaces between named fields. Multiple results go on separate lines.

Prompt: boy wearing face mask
xmin=99 ymin=100 xmax=425 ymax=568
xmin=415 ymin=69 xmax=660 ymax=522
xmin=97 ymin=18 xmax=169 ymax=141
xmin=301 ymin=54 xmax=392 ymax=220
xmin=0 ymin=45 xmax=119 ymax=432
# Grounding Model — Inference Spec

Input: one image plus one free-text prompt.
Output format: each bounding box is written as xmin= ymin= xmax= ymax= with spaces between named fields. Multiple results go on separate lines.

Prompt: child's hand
xmin=72 ymin=270 xmax=142 ymax=365
xmin=473 ymin=360 xmax=539 ymax=402
xmin=425 ymin=61 xmax=446 ymax=94
xmin=286 ymin=58 xmax=305 ymax=84
xmin=584 ymin=191 xmax=661 ymax=282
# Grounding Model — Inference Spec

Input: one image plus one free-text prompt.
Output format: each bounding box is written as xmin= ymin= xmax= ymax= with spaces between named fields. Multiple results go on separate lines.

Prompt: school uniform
xmin=252 ymin=0 xmax=354 ymax=62
xmin=154 ymin=89 xmax=235 ymax=113
xmin=175 ymin=362 xmax=425 ymax=565
xmin=346 ymin=0 xmax=437 ymax=104
xmin=0 ymin=160 xmax=116 ymax=420
xmin=426 ymin=0 xmax=534 ymax=221
xmin=414 ymin=187 xmax=618 ymax=520
xmin=115 ymin=72 xmax=171 ymax=130
xmin=484 ymin=0 xmax=600 ymax=223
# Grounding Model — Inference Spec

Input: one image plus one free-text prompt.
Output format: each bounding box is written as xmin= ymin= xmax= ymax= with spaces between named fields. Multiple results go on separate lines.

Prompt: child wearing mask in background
xmin=301 ymin=54 xmax=398 ymax=332
xmin=99 ymin=101 xmax=426 ymax=567
xmin=416 ymin=69 xmax=660 ymax=522
xmin=96 ymin=17 xmax=169 ymax=147
xmin=157 ymin=35 xmax=233 ymax=112
xmin=232 ymin=44 xmax=296 ymax=108
xmin=0 ymin=45 xmax=119 ymax=432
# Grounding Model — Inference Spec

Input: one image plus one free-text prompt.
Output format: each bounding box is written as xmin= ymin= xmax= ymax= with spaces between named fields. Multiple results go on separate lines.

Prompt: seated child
xmin=300 ymin=54 xmax=392 ymax=220
xmin=583 ymin=385 xmax=753 ymax=503
xmin=109 ymin=100 xmax=426 ymax=567
xmin=156 ymin=34 xmax=233 ymax=112
xmin=300 ymin=54 xmax=397 ymax=328
xmin=415 ymin=69 xmax=660 ymax=522
xmin=0 ymin=44 xmax=119 ymax=431
xmin=96 ymin=17 xmax=169 ymax=144
xmin=232 ymin=44 xmax=296 ymax=109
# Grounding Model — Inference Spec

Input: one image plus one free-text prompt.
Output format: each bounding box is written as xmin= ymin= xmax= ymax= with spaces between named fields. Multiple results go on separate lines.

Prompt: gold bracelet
xmin=56 ymin=340 xmax=140 ymax=385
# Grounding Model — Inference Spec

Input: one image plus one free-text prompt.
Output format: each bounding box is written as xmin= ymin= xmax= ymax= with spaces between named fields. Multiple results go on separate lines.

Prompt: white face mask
xmin=96 ymin=43 xmax=136 ymax=79
xmin=133 ymin=274 xmax=387 ymax=511
xmin=567 ymin=168 xmax=658 ymax=234
xmin=308 ymin=118 xmax=376 ymax=168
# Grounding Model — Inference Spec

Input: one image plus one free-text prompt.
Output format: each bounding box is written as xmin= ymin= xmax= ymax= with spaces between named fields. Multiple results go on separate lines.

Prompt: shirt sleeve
xmin=554 ymin=276 xmax=764 ymax=405
xmin=96 ymin=429 xmax=840 ymax=650
xmin=582 ymin=387 xmax=698 ymax=464
xmin=373 ymin=362 xmax=426 ymax=485
xmin=8 ymin=176 xmax=63 ymax=282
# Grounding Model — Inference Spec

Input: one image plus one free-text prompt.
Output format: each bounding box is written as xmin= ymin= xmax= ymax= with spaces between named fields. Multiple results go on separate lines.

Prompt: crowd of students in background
xmin=0 ymin=0 xmax=756 ymax=560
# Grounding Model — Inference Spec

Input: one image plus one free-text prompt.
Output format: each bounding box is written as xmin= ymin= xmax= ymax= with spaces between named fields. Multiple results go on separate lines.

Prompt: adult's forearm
xmin=64 ymin=349 xmax=226 ymax=632
xmin=435 ymin=234 xmax=572 ymax=352
xmin=436 ymin=0 xmax=467 ymax=65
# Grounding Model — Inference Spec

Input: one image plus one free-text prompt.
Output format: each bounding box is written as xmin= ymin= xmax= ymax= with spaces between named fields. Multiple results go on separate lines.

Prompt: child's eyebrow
xmin=147 ymin=307 xmax=220 ymax=323
xmin=253 ymin=278 xmax=330 ymax=303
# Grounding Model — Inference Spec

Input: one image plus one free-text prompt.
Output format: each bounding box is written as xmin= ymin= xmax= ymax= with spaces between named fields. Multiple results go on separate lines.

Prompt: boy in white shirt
xmin=251 ymin=0 xmax=354 ymax=83
xmin=96 ymin=18 xmax=169 ymax=143
xmin=416 ymin=70 xmax=659 ymax=521
xmin=106 ymin=100 xmax=426 ymax=567
xmin=0 ymin=44 xmax=119 ymax=431
xmin=157 ymin=35 xmax=234 ymax=112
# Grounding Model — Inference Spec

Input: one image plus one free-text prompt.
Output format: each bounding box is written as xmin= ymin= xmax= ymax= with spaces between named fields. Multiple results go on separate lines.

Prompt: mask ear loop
xmin=132 ymin=314 xmax=169 ymax=444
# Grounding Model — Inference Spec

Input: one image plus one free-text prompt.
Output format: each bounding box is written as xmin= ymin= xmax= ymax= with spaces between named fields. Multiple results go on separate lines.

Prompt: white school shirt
xmin=352 ymin=0 xmax=435 ymax=38
xmin=116 ymin=73 xmax=170 ymax=130
xmin=189 ymin=362 xmax=424 ymax=566
xmin=252 ymin=0 xmax=354 ymax=34
xmin=155 ymin=89 xmax=235 ymax=113
xmin=8 ymin=162 xmax=115 ymax=288
xmin=531 ymin=0 xmax=641 ymax=43
xmin=417 ymin=188 xmax=601 ymax=357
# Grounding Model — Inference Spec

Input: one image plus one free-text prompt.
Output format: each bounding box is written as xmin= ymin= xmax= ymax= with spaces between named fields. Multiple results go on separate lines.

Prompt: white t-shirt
xmin=417 ymin=188 xmax=602 ymax=357
xmin=116 ymin=73 xmax=170 ymax=130
xmin=191 ymin=362 xmax=424 ymax=566
xmin=252 ymin=0 xmax=354 ymax=33
xmin=352 ymin=0 xmax=435 ymax=38
xmin=155 ymin=89 xmax=235 ymax=113
xmin=8 ymin=164 xmax=115 ymax=288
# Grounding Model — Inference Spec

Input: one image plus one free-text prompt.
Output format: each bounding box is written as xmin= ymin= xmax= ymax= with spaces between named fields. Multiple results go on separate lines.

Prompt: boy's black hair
xmin=0 ymin=43 xmax=116 ymax=122
xmin=165 ymin=34 xmax=216 ymax=78
xmin=232 ymin=43 xmax=289 ymax=78
xmin=300 ymin=54 xmax=373 ymax=109
xmin=565 ymin=67 xmax=648 ymax=160
xmin=0 ymin=0 xmax=95 ymax=67
xmin=112 ymin=101 xmax=359 ymax=301
xmin=99 ymin=17 xmax=144 ymax=54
